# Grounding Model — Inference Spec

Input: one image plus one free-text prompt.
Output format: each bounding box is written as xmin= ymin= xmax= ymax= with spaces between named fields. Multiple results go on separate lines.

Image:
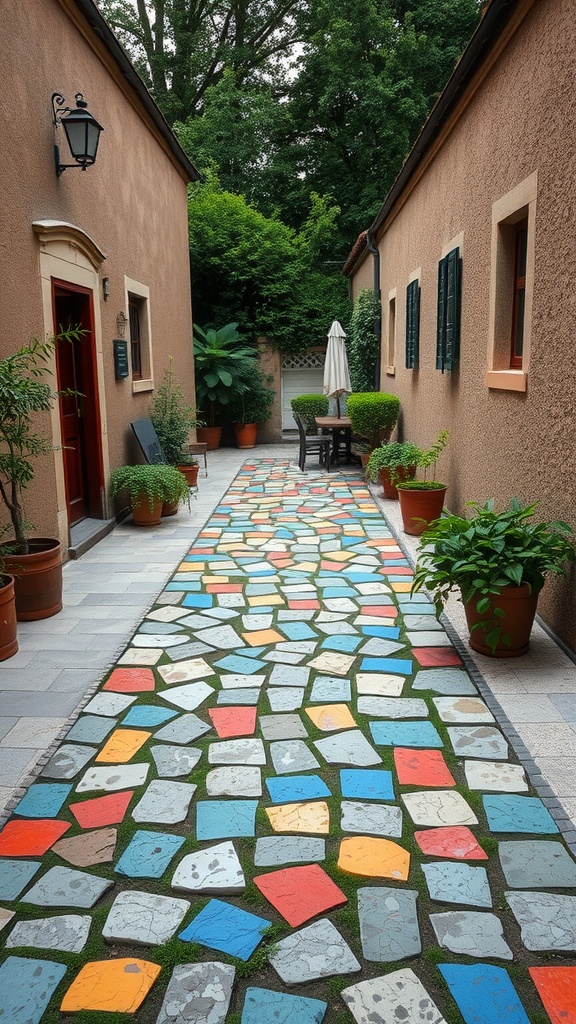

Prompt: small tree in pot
xmin=228 ymin=365 xmax=275 ymax=448
xmin=151 ymin=360 xmax=202 ymax=486
xmin=396 ymin=430 xmax=449 ymax=534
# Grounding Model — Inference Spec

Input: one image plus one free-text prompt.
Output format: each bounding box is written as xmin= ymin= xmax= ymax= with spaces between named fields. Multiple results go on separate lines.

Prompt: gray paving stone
xmin=447 ymin=726 xmax=509 ymax=760
xmin=269 ymin=664 xmax=311 ymax=687
xmin=314 ymin=730 xmax=382 ymax=767
xmin=268 ymin=688 xmax=305 ymax=711
xmin=154 ymin=714 xmax=212 ymax=744
xmin=159 ymin=681 xmax=215 ymax=711
xmin=259 ymin=714 xmax=308 ymax=740
xmin=208 ymin=739 xmax=266 ymax=766
xmin=65 ymin=715 xmax=115 ymax=744
xmin=197 ymin=625 xmax=244 ymax=649
xmin=404 ymin=616 xmax=444 ymax=631
xmin=22 ymin=866 xmax=113 ymax=908
xmin=341 ymin=801 xmax=402 ymax=837
xmin=172 ymin=841 xmax=245 ymax=894
xmin=358 ymin=888 xmax=421 ymax=961
xmin=269 ymin=918 xmax=361 ymax=985
xmin=433 ymin=696 xmax=494 ymax=723
xmin=359 ymin=639 xmax=404 ymax=657
xmin=270 ymin=740 xmax=320 ymax=774
xmin=138 ymin=621 xmax=186 ymax=635
xmin=82 ymin=692 xmax=136 ymax=716
xmin=103 ymin=890 xmax=190 ymax=945
xmin=412 ymin=669 xmax=476 ymax=695
xmin=220 ymin=673 xmax=266 ymax=690
xmin=217 ymin=688 xmax=261 ymax=705
xmin=342 ymin=968 xmax=446 ymax=1024
xmin=167 ymin=642 xmax=214 ymax=660
xmin=406 ymin=632 xmax=453 ymax=647
xmin=151 ymin=744 xmax=202 ymax=777
xmin=40 ymin=743 xmax=97 ymax=779
xmin=422 ymin=862 xmax=491 ymax=907
xmin=76 ymin=763 xmax=150 ymax=793
xmin=499 ymin=840 xmax=576 ymax=888
xmin=254 ymin=836 xmax=326 ymax=867
xmin=506 ymin=891 xmax=576 ymax=950
xmin=309 ymin=676 xmax=352 ymax=702
xmin=464 ymin=759 xmax=527 ymax=792
xmin=132 ymin=780 xmax=197 ymax=823
xmin=357 ymin=696 xmax=428 ymax=719
xmin=206 ymin=766 xmax=262 ymax=797
xmin=156 ymin=961 xmax=235 ymax=1024
xmin=6 ymin=913 xmax=91 ymax=952
xmin=430 ymin=911 xmax=513 ymax=959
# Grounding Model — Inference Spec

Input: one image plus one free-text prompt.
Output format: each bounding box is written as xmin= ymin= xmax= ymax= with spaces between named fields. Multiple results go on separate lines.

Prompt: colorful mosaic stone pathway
xmin=1 ymin=458 xmax=576 ymax=1023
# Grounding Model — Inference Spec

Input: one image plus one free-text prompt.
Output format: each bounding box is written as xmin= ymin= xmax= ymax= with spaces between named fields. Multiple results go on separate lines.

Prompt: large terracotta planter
xmin=464 ymin=584 xmax=539 ymax=658
xmin=197 ymin=426 xmax=222 ymax=451
xmin=378 ymin=465 xmax=417 ymax=500
xmin=177 ymin=463 xmax=199 ymax=487
xmin=0 ymin=575 xmax=18 ymax=661
xmin=397 ymin=486 xmax=447 ymax=535
xmin=131 ymin=497 xmax=164 ymax=527
xmin=3 ymin=538 xmax=63 ymax=620
xmin=161 ymin=500 xmax=179 ymax=517
xmin=234 ymin=422 xmax=258 ymax=449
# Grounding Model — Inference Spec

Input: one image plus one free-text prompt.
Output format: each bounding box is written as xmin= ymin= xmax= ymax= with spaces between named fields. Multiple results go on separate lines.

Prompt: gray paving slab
xmin=269 ymin=919 xmax=361 ymax=984
xmin=156 ymin=961 xmax=235 ymax=1024
xmin=103 ymin=890 xmax=190 ymax=945
xmin=499 ymin=839 xmax=576 ymax=887
xmin=22 ymin=866 xmax=113 ymax=908
xmin=358 ymin=888 xmax=421 ymax=961
xmin=342 ymin=968 xmax=446 ymax=1024
xmin=430 ymin=911 xmax=513 ymax=959
xmin=6 ymin=913 xmax=92 ymax=952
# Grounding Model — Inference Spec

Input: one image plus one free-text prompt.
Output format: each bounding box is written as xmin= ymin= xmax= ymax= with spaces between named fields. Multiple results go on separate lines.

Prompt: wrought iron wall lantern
xmin=51 ymin=92 xmax=104 ymax=177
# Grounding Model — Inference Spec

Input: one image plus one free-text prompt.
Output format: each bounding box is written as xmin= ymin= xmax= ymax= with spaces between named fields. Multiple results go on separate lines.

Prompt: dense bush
xmin=347 ymin=392 xmax=400 ymax=449
xmin=348 ymin=289 xmax=380 ymax=392
xmin=291 ymin=394 xmax=329 ymax=433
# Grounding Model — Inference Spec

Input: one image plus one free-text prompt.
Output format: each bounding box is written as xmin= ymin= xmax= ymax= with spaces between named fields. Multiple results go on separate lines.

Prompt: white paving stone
xmin=342 ymin=968 xmax=446 ymax=1024
xmin=269 ymin=919 xmax=360 ymax=985
xmin=206 ymin=766 xmax=262 ymax=797
xmin=158 ymin=681 xmax=215 ymax=711
xmin=158 ymin=659 xmax=214 ymax=684
xmin=103 ymin=890 xmax=190 ymax=946
xmin=402 ymin=790 xmax=478 ymax=827
xmin=341 ymin=801 xmax=403 ymax=837
xmin=156 ymin=962 xmax=235 ymax=1024
xmin=132 ymin=780 xmax=197 ymax=823
xmin=433 ymin=696 xmax=494 ymax=723
xmin=208 ymin=738 xmax=266 ymax=766
xmin=357 ymin=696 xmax=428 ymax=719
xmin=172 ymin=841 xmax=245 ymax=894
xmin=464 ymin=759 xmax=528 ymax=792
xmin=314 ymin=730 xmax=382 ymax=767
xmin=355 ymin=674 xmax=405 ymax=697
xmin=76 ymin=763 xmax=149 ymax=793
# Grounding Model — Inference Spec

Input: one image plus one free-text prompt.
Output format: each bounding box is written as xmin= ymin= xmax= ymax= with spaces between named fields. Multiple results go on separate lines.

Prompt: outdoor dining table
xmin=315 ymin=416 xmax=361 ymax=466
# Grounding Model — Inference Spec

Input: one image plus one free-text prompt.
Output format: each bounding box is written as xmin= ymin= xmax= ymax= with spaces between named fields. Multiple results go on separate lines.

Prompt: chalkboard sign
xmin=113 ymin=339 xmax=129 ymax=379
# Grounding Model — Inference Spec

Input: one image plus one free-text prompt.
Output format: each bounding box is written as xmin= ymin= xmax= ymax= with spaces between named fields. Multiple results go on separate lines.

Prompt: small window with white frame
xmin=124 ymin=276 xmax=153 ymax=393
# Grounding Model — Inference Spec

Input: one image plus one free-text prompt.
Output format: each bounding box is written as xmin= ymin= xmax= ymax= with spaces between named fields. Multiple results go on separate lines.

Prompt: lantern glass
xmin=62 ymin=110 xmax=102 ymax=166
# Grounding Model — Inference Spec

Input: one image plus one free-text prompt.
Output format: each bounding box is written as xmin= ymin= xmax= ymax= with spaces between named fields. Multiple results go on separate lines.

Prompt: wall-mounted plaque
xmin=113 ymin=339 xmax=129 ymax=379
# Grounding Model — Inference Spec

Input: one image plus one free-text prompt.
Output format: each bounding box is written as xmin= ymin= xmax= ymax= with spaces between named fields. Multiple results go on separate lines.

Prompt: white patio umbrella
xmin=323 ymin=320 xmax=351 ymax=418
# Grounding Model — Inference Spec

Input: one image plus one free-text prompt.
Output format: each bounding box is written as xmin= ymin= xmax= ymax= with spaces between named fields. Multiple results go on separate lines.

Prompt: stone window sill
xmin=132 ymin=378 xmax=154 ymax=394
xmin=486 ymin=369 xmax=527 ymax=392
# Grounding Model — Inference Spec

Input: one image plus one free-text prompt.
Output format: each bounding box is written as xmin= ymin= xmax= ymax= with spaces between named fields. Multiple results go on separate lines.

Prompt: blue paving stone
xmin=0 ymin=956 xmax=67 ymax=1024
xmin=438 ymin=964 xmax=530 ymax=1024
xmin=321 ymin=635 xmax=362 ymax=653
xmin=397 ymin=600 xmax=436 ymax=614
xmin=235 ymin=647 xmax=266 ymax=659
xmin=196 ymin=800 xmax=258 ymax=840
xmin=360 ymin=657 xmax=413 ymax=676
xmin=0 ymin=859 xmax=41 ymax=900
xmin=310 ymin=676 xmax=351 ymax=702
xmin=66 ymin=715 xmax=115 ymax=744
xmin=13 ymin=783 xmax=72 ymax=818
xmin=217 ymin=688 xmax=261 ymax=705
xmin=266 ymin=775 xmax=331 ymax=804
xmin=242 ymin=987 xmax=327 ymax=1024
xmin=346 ymin=573 xmax=384 ymax=584
xmin=121 ymin=705 xmax=178 ymax=727
xmin=321 ymin=587 xmax=357 ymax=598
xmin=215 ymin=655 xmax=266 ymax=674
xmin=166 ymin=581 xmax=202 ymax=591
xmin=115 ymin=829 xmax=185 ymax=878
xmin=246 ymin=584 xmax=278 ymax=595
xmin=422 ymin=862 xmax=492 ymax=907
xmin=183 ymin=593 xmax=214 ymax=608
xmin=281 ymin=623 xmax=318 ymax=641
xmin=179 ymin=899 xmax=271 ymax=960
xmin=369 ymin=721 xmax=443 ymax=748
xmin=340 ymin=769 xmax=395 ymax=802
xmin=361 ymin=626 xmax=401 ymax=639
xmin=482 ymin=795 xmax=559 ymax=834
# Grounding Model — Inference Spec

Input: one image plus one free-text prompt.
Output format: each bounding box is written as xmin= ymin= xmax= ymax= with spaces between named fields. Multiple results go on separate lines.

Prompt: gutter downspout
xmin=366 ymin=228 xmax=381 ymax=390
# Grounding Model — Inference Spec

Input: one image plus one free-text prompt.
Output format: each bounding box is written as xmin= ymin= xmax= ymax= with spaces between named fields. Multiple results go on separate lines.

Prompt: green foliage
xmin=346 ymin=392 xmax=400 ymax=448
xmin=150 ymin=359 xmax=202 ymax=465
xmin=365 ymin=441 xmax=421 ymax=482
xmin=395 ymin=429 xmax=449 ymax=487
xmin=110 ymin=464 xmax=190 ymax=511
xmin=193 ymin=321 xmax=257 ymax=426
xmin=0 ymin=328 xmax=84 ymax=554
xmin=413 ymin=497 xmax=576 ymax=650
xmin=348 ymin=289 xmax=380 ymax=392
xmin=290 ymin=394 xmax=329 ymax=432
xmin=227 ymin=366 xmax=275 ymax=424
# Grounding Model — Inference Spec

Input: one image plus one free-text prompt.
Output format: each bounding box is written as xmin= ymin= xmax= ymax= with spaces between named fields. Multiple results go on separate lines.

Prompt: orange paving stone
xmin=338 ymin=836 xmax=410 ymax=880
xmin=95 ymin=729 xmax=152 ymax=764
xmin=61 ymin=958 xmax=161 ymax=1013
xmin=394 ymin=748 xmax=456 ymax=787
xmin=177 ymin=562 xmax=203 ymax=572
xmin=69 ymin=791 xmax=134 ymax=829
xmin=103 ymin=668 xmax=155 ymax=693
xmin=206 ymin=583 xmax=243 ymax=593
xmin=391 ymin=582 xmax=413 ymax=593
xmin=0 ymin=818 xmax=71 ymax=856
xmin=254 ymin=864 xmax=346 ymax=926
xmin=243 ymin=629 xmax=284 ymax=647
xmin=363 ymin=606 xmax=398 ymax=618
xmin=208 ymin=706 xmax=257 ymax=738
xmin=529 ymin=966 xmax=576 ymax=1024
xmin=265 ymin=801 xmax=330 ymax=834
xmin=380 ymin=566 xmax=414 ymax=576
xmin=413 ymin=826 xmax=488 ymax=860
xmin=305 ymin=705 xmax=357 ymax=731
xmin=413 ymin=648 xmax=463 ymax=667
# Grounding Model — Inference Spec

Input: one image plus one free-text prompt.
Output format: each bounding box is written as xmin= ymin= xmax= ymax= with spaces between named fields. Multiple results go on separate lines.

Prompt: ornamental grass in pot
xmin=365 ymin=442 xmax=420 ymax=499
xmin=110 ymin=464 xmax=190 ymax=527
xmin=412 ymin=497 xmax=576 ymax=657
xmin=396 ymin=430 xmax=449 ymax=534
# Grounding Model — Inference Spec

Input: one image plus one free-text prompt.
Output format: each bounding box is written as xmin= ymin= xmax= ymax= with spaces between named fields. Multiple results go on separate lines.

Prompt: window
xmin=386 ymin=290 xmax=396 ymax=376
xmin=405 ymin=278 xmax=420 ymax=369
xmin=436 ymin=247 xmax=462 ymax=372
xmin=129 ymin=300 xmax=142 ymax=379
xmin=124 ymin=276 xmax=153 ymax=393
xmin=510 ymin=219 xmax=528 ymax=369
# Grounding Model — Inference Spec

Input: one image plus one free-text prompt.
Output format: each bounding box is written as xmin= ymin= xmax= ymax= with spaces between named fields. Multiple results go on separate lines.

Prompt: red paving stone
xmin=288 ymin=600 xmax=320 ymax=610
xmin=414 ymin=826 xmax=488 ymax=860
xmin=394 ymin=748 xmax=456 ymax=787
xmin=69 ymin=791 xmax=134 ymax=828
xmin=412 ymin=648 xmax=463 ymax=667
xmin=103 ymin=668 xmax=155 ymax=692
xmin=253 ymin=864 xmax=347 ymax=926
xmin=529 ymin=966 xmax=576 ymax=1024
xmin=208 ymin=707 xmax=257 ymax=738
xmin=206 ymin=584 xmax=243 ymax=593
xmin=364 ymin=606 xmax=398 ymax=618
xmin=0 ymin=818 xmax=71 ymax=856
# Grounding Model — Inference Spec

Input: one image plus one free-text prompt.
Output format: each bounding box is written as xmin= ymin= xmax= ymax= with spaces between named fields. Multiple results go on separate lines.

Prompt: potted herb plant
xmin=396 ymin=430 xmax=449 ymax=534
xmin=193 ymin=322 xmax=258 ymax=449
xmin=150 ymin=360 xmax=202 ymax=488
xmin=0 ymin=329 xmax=83 ymax=620
xmin=413 ymin=498 xmax=576 ymax=657
xmin=228 ymin=367 xmax=275 ymax=448
xmin=110 ymin=465 xmax=190 ymax=527
xmin=366 ymin=442 xmax=421 ymax=499
xmin=346 ymin=392 xmax=400 ymax=464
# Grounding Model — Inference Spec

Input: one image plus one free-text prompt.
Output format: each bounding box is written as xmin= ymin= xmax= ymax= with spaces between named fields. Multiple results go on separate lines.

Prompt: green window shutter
xmin=436 ymin=247 xmax=462 ymax=372
xmin=405 ymin=280 xmax=420 ymax=369
xmin=436 ymin=255 xmax=447 ymax=370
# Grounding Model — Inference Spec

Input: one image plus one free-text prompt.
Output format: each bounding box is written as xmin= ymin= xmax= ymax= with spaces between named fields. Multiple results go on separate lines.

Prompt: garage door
xmin=281 ymin=367 xmax=325 ymax=430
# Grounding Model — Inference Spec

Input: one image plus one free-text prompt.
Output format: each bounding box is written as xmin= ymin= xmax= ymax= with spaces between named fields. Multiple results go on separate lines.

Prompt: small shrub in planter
xmin=365 ymin=442 xmax=421 ymax=490
xmin=151 ymin=360 xmax=202 ymax=466
xmin=291 ymin=394 xmax=329 ymax=433
xmin=346 ymin=392 xmax=400 ymax=449
xmin=110 ymin=464 xmax=190 ymax=526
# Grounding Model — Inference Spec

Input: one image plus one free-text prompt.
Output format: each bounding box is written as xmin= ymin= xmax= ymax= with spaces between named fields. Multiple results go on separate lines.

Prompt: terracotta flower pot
xmin=378 ymin=465 xmax=417 ymax=500
xmin=177 ymin=463 xmax=199 ymax=487
xmin=131 ymin=497 xmax=164 ymax=527
xmin=359 ymin=451 xmax=373 ymax=470
xmin=397 ymin=486 xmax=447 ymax=535
xmin=161 ymin=500 xmax=179 ymax=517
xmin=464 ymin=584 xmax=539 ymax=658
xmin=197 ymin=426 xmax=222 ymax=451
xmin=0 ymin=575 xmax=18 ymax=661
xmin=3 ymin=538 xmax=63 ymax=620
xmin=234 ymin=422 xmax=258 ymax=449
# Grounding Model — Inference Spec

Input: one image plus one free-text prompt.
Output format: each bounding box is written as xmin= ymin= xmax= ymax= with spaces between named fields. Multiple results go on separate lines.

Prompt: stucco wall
xmin=354 ymin=0 xmax=576 ymax=649
xmin=0 ymin=0 xmax=195 ymax=544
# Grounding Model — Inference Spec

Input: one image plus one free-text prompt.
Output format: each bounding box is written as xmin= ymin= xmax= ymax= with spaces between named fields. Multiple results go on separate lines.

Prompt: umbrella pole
xmin=336 ymin=395 xmax=341 ymax=418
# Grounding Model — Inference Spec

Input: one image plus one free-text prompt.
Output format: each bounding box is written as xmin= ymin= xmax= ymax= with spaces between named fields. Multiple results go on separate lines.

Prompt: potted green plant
xmin=413 ymin=498 xmax=576 ymax=657
xmin=193 ymin=322 xmax=258 ymax=449
xmin=150 ymin=360 xmax=202 ymax=488
xmin=396 ymin=430 xmax=449 ymax=534
xmin=366 ymin=442 xmax=421 ymax=499
xmin=110 ymin=465 xmax=190 ymax=527
xmin=346 ymin=392 xmax=400 ymax=464
xmin=229 ymin=367 xmax=275 ymax=448
xmin=0 ymin=328 xmax=83 ymax=620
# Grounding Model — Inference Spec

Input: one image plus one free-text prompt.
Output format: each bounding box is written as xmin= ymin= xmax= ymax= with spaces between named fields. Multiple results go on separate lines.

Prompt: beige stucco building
xmin=0 ymin=0 xmax=198 ymax=555
xmin=345 ymin=0 xmax=576 ymax=651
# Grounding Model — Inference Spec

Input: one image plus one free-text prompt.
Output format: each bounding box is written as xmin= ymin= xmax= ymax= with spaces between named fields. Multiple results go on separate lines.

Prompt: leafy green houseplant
xmin=396 ymin=430 xmax=449 ymax=534
xmin=366 ymin=441 xmax=420 ymax=498
xmin=347 ymin=392 xmax=400 ymax=451
xmin=290 ymin=394 xmax=329 ymax=434
xmin=110 ymin=464 xmax=190 ymax=527
xmin=193 ymin=322 xmax=258 ymax=434
xmin=228 ymin=366 xmax=275 ymax=448
xmin=413 ymin=498 xmax=576 ymax=656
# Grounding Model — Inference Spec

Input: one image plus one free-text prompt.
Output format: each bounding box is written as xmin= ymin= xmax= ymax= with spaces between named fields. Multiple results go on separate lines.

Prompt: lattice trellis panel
xmin=282 ymin=350 xmax=326 ymax=370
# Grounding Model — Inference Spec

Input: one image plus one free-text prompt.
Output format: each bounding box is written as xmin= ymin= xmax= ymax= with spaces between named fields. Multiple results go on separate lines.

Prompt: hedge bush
xmin=291 ymin=394 xmax=329 ymax=433
xmin=347 ymin=392 xmax=400 ymax=449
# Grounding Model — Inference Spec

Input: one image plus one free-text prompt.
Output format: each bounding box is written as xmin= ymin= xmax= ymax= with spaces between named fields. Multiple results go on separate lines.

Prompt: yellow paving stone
xmin=338 ymin=836 xmax=410 ymax=880
xmin=305 ymin=705 xmax=357 ymax=731
xmin=243 ymin=629 xmax=284 ymax=647
xmin=324 ymin=550 xmax=354 ymax=562
xmin=60 ymin=958 xmax=161 ymax=1013
xmin=202 ymin=575 xmax=229 ymax=584
xmin=266 ymin=801 xmax=330 ymax=834
xmin=391 ymin=582 xmax=412 ymax=593
xmin=292 ymin=561 xmax=318 ymax=573
xmin=248 ymin=594 xmax=285 ymax=607
xmin=177 ymin=562 xmax=203 ymax=573
xmin=95 ymin=729 xmax=152 ymax=764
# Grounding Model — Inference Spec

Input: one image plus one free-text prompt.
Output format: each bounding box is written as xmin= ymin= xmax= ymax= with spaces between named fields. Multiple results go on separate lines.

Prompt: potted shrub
xmin=290 ymin=395 xmax=329 ymax=434
xmin=193 ymin=322 xmax=258 ymax=449
xmin=110 ymin=465 xmax=190 ymax=527
xmin=0 ymin=329 xmax=83 ymax=620
xmin=150 ymin=360 xmax=201 ymax=490
xmin=228 ymin=367 xmax=275 ymax=449
xmin=413 ymin=498 xmax=576 ymax=657
xmin=347 ymin=392 xmax=400 ymax=463
xmin=366 ymin=442 xmax=421 ymax=499
xmin=396 ymin=430 xmax=449 ymax=534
